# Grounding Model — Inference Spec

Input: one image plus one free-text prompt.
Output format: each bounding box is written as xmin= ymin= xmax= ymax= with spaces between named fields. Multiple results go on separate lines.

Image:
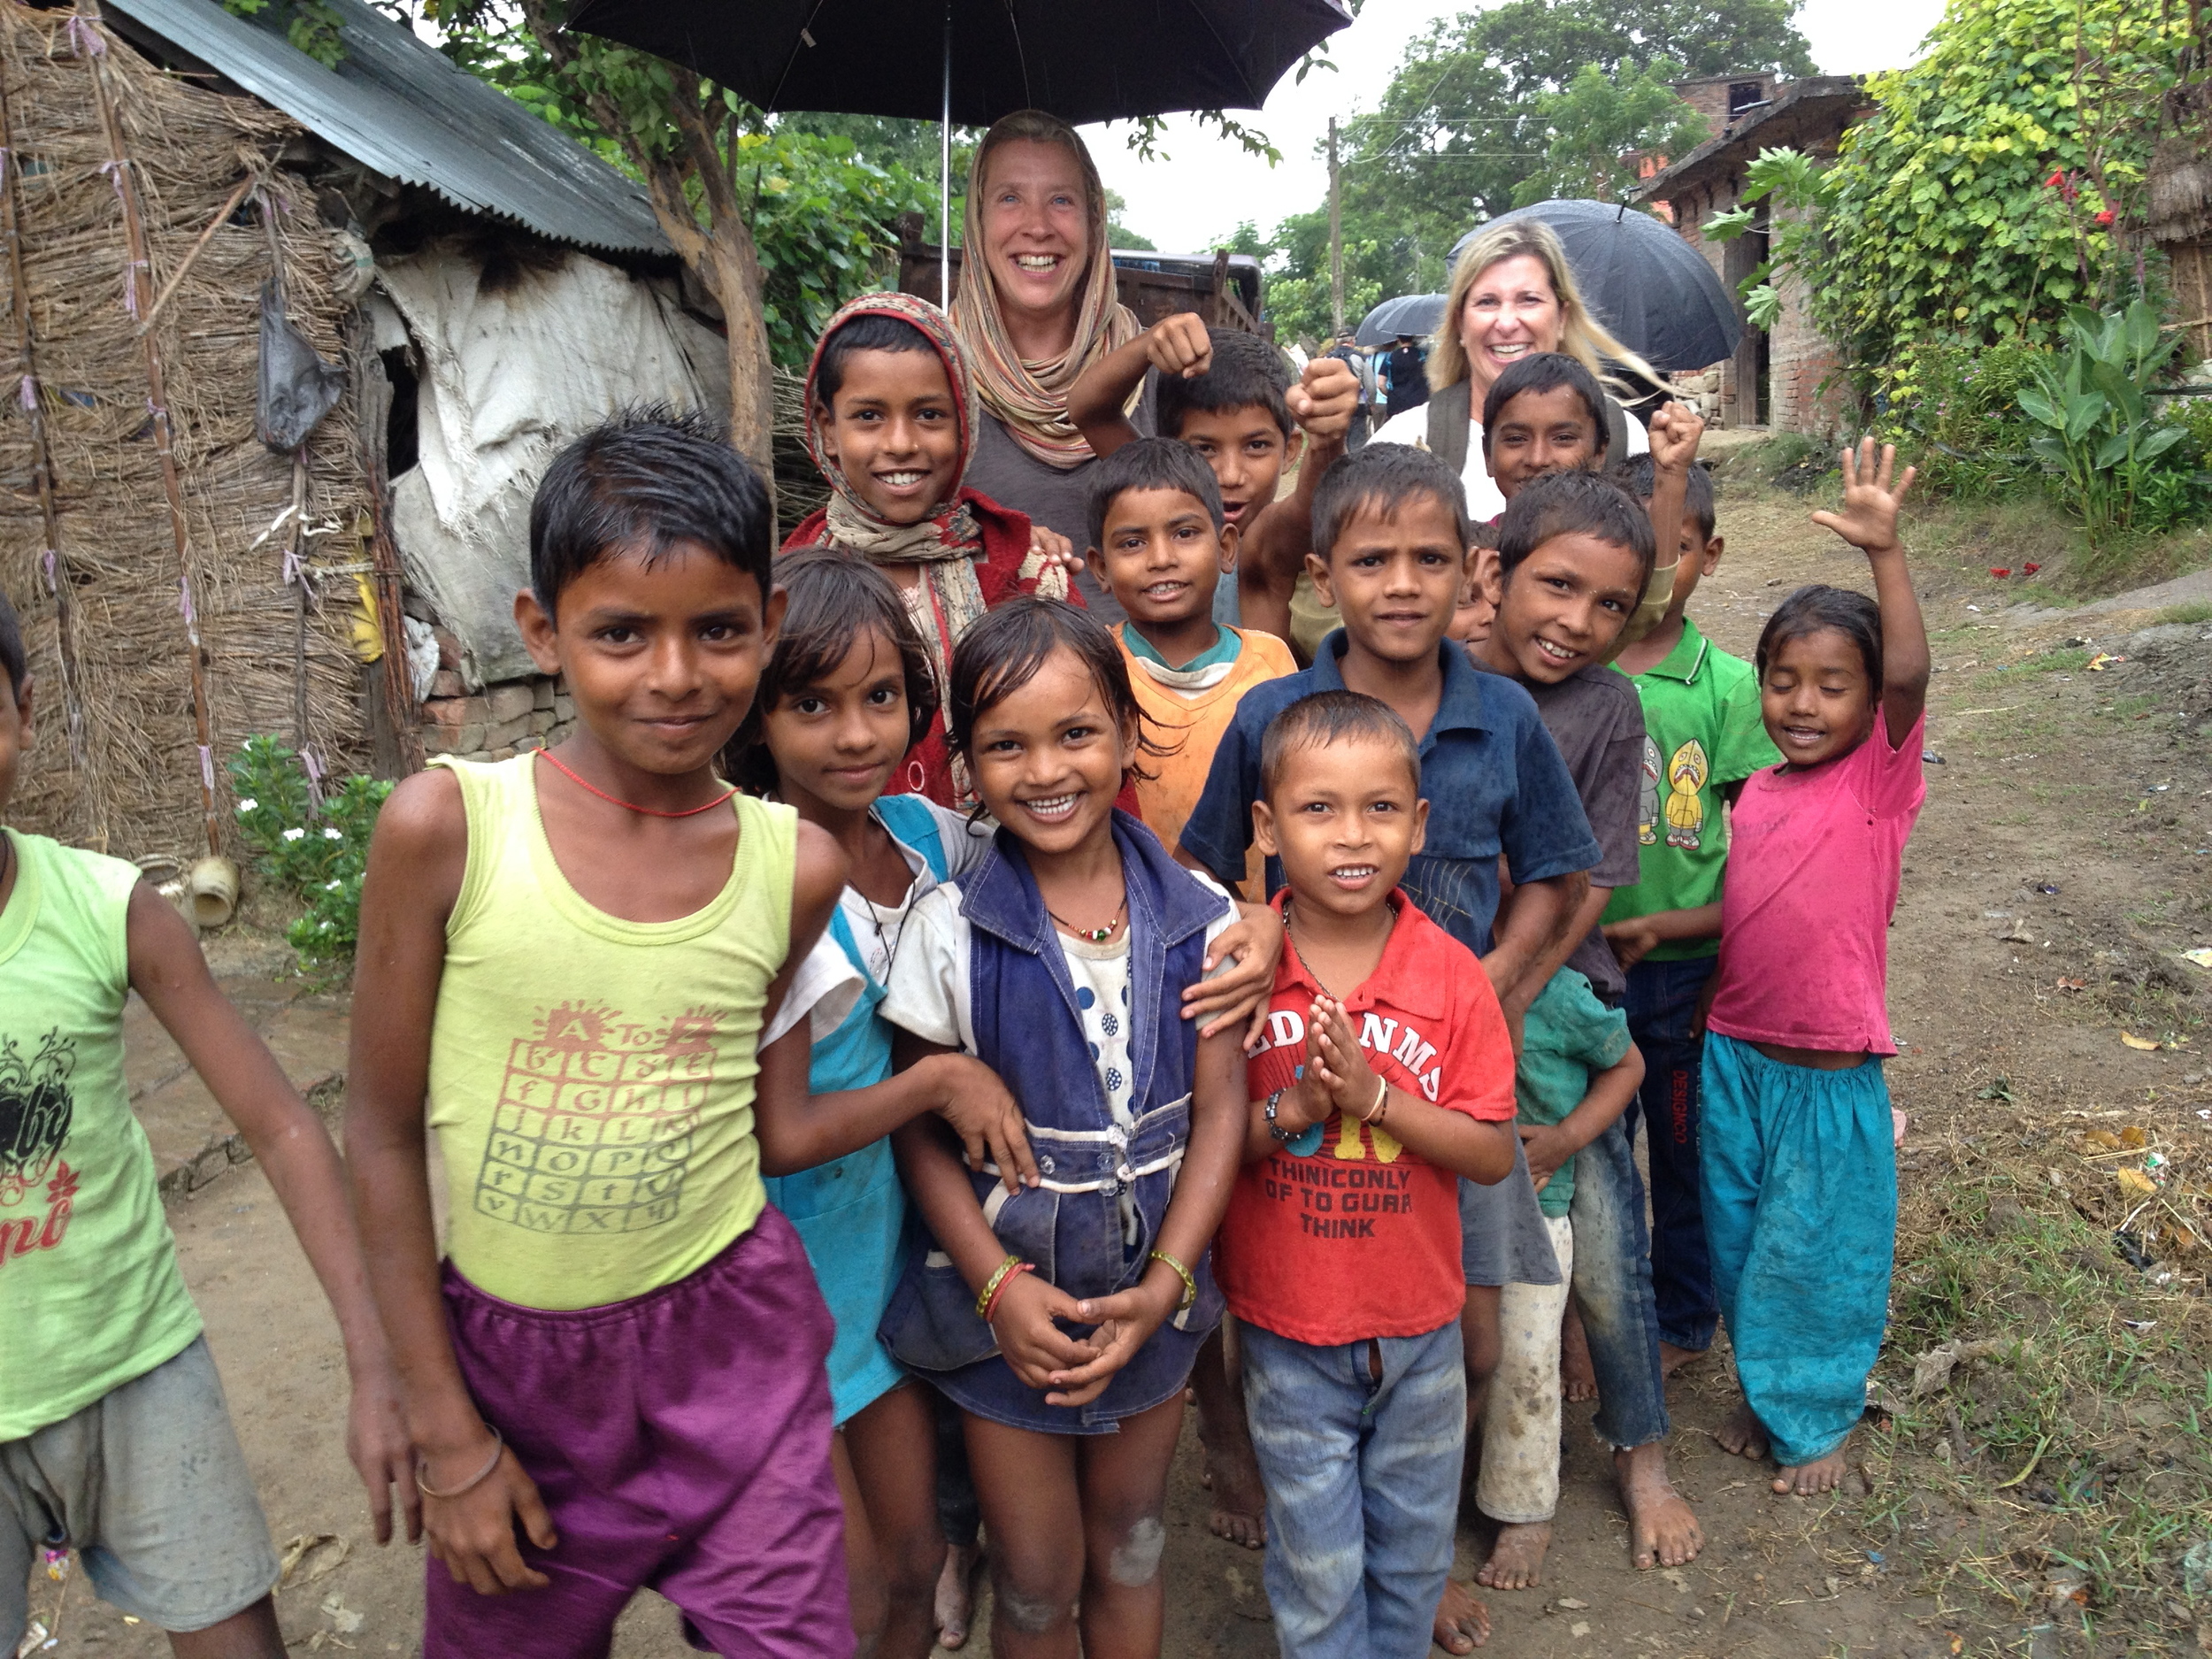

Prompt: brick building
xmin=1632 ymin=76 xmax=1869 ymax=432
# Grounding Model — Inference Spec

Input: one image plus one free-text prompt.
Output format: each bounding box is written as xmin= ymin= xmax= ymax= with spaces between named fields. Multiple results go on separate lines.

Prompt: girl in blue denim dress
xmin=741 ymin=549 xmax=1046 ymax=1658
xmin=879 ymin=598 xmax=1255 ymax=1658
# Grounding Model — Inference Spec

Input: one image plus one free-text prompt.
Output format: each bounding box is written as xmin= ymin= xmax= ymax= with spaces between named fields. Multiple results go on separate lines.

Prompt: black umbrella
xmin=1450 ymin=199 xmax=1741 ymax=373
xmin=567 ymin=0 xmax=1351 ymax=305
xmin=1355 ymin=292 xmax=1444 ymax=349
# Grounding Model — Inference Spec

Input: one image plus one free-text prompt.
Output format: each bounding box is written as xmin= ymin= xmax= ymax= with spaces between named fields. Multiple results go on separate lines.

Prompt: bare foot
xmin=1616 ymin=1442 xmax=1704 ymax=1571
xmin=1475 ymin=1520 xmax=1552 ymax=1589
xmin=1198 ymin=1421 xmax=1267 ymax=1549
xmin=1774 ymin=1443 xmax=1850 ymax=1496
xmin=1714 ymin=1398 xmax=1770 ymax=1461
xmin=1658 ymin=1340 xmax=1705 ymax=1378
xmin=1561 ymin=1301 xmax=1597 ymax=1402
xmin=1432 ymin=1578 xmax=1492 ymax=1652
xmin=933 ymin=1541 xmax=981 ymax=1651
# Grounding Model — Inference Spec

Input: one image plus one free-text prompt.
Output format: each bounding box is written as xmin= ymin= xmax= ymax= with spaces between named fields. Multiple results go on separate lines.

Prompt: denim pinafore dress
xmin=763 ymin=795 xmax=951 ymax=1425
xmin=879 ymin=812 xmax=1227 ymax=1433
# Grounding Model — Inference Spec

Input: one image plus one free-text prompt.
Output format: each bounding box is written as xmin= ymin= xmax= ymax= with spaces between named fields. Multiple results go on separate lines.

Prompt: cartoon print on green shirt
xmin=0 ymin=1030 xmax=78 ymax=1263
xmin=1664 ymin=740 xmax=1709 ymax=849
xmin=1636 ymin=737 xmax=1661 ymax=847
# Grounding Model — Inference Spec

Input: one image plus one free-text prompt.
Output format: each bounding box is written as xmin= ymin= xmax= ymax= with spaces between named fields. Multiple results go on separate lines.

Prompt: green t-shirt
xmin=0 ymin=829 xmax=203 ymax=1440
xmin=1600 ymin=618 xmax=1781 ymax=961
xmin=1517 ymin=968 xmax=1633 ymax=1217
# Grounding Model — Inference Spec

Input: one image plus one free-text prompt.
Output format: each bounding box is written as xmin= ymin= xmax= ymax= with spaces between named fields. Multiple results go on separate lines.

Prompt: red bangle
xmin=982 ymin=1261 xmax=1035 ymax=1324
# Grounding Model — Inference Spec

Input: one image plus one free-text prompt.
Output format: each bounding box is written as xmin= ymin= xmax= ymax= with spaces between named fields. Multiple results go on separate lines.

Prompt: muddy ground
xmin=19 ymin=464 xmax=2210 ymax=1657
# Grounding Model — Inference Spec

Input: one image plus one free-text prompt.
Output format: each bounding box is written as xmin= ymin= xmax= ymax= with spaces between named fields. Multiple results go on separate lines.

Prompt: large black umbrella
xmin=1355 ymin=292 xmax=1444 ymax=349
xmin=1450 ymin=199 xmax=1740 ymax=373
xmin=567 ymin=0 xmax=1351 ymax=305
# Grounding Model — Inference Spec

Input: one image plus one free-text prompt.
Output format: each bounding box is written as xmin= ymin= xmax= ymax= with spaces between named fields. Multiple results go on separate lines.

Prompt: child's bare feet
xmin=1432 ymin=1578 xmax=1492 ymax=1652
xmin=1476 ymin=1521 xmax=1553 ymax=1589
xmin=1774 ymin=1442 xmax=1850 ymax=1496
xmin=1615 ymin=1442 xmax=1703 ymax=1570
xmin=1658 ymin=1340 xmax=1704 ymax=1378
xmin=1714 ymin=1397 xmax=1770 ymax=1460
xmin=1561 ymin=1301 xmax=1597 ymax=1402
xmin=1197 ymin=1418 xmax=1267 ymax=1549
xmin=933 ymin=1541 xmax=982 ymax=1650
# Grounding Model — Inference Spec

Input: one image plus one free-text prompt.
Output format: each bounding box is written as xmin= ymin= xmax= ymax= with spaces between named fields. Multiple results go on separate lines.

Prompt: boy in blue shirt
xmin=1180 ymin=442 xmax=1598 ymax=1648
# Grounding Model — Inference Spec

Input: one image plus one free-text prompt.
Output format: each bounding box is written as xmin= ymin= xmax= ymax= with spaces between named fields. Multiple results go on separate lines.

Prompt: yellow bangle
xmin=974 ymin=1255 xmax=1025 ymax=1321
xmin=1148 ymin=1249 xmax=1197 ymax=1312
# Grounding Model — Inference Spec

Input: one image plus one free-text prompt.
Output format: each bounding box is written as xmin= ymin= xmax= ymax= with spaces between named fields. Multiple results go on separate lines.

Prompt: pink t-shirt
xmin=1705 ymin=710 xmax=1927 ymax=1056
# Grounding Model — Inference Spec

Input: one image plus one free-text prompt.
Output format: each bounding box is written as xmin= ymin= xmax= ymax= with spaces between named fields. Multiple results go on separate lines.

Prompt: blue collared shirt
xmin=1179 ymin=631 xmax=1600 ymax=957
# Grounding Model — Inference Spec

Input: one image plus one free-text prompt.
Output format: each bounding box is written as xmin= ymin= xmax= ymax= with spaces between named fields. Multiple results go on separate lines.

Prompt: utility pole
xmin=1328 ymin=115 xmax=1344 ymax=338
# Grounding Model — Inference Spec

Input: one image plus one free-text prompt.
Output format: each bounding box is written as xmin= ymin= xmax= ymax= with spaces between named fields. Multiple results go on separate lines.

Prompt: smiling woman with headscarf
xmin=784 ymin=289 xmax=1075 ymax=807
xmin=951 ymin=110 xmax=1150 ymax=621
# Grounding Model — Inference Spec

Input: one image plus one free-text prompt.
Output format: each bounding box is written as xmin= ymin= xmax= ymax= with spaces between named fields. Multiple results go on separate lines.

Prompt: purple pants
xmin=426 ymin=1208 xmax=850 ymax=1658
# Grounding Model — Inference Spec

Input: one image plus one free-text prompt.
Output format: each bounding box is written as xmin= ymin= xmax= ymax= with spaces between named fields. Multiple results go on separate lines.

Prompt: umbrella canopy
xmin=1449 ymin=199 xmax=1740 ymax=373
xmin=565 ymin=0 xmax=1353 ymax=127
xmin=1355 ymin=292 xmax=1444 ymax=349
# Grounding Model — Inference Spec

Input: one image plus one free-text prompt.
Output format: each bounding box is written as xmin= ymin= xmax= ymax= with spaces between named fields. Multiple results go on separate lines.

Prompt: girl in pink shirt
xmin=1699 ymin=439 xmax=1927 ymax=1500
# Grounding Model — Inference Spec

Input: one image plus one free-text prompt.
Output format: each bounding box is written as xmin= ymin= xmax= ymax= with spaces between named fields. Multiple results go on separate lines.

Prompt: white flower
xmin=281 ymin=826 xmax=305 ymax=841
xmin=325 ymin=879 xmax=342 ymax=892
xmin=322 ymin=826 xmax=343 ymax=841
xmin=235 ymin=798 xmax=257 ymax=814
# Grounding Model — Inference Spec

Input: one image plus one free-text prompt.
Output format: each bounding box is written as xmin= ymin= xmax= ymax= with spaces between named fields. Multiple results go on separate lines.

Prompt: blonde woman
xmin=1372 ymin=219 xmax=1658 ymax=521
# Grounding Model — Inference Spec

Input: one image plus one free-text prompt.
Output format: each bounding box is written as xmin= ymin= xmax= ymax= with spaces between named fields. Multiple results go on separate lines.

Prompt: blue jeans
xmin=1240 ymin=1320 xmax=1464 ymax=1659
xmin=1567 ymin=1114 xmax=1670 ymax=1450
xmin=1622 ymin=956 xmax=1721 ymax=1352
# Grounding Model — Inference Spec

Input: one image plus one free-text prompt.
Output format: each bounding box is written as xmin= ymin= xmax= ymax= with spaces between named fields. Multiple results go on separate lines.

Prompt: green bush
xmin=227 ymin=736 xmax=389 ymax=977
xmin=1878 ymin=338 xmax=2046 ymax=497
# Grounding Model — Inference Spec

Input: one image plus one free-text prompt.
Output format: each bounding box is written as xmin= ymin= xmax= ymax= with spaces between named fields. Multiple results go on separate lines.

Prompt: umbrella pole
xmin=940 ymin=4 xmax=951 ymax=311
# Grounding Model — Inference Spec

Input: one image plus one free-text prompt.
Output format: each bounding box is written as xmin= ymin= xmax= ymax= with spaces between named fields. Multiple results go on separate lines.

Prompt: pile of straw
xmin=0 ymin=3 xmax=369 ymax=862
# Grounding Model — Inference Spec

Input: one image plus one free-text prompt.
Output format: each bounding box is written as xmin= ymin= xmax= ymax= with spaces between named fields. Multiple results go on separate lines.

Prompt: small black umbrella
xmin=567 ymin=0 xmax=1351 ymax=306
xmin=1450 ymin=199 xmax=1741 ymax=373
xmin=1355 ymin=292 xmax=1444 ymax=349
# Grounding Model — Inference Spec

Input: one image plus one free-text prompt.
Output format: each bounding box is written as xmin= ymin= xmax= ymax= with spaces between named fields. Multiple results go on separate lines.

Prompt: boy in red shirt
xmin=1215 ymin=690 xmax=1518 ymax=1659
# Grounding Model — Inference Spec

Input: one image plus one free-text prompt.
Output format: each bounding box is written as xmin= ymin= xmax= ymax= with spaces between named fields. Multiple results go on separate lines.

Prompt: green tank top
xmin=426 ymin=757 xmax=795 ymax=1310
xmin=0 ymin=829 xmax=202 ymax=1439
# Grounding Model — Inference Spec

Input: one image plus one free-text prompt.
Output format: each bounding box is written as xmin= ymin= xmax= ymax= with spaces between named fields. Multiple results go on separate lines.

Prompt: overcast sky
xmin=1082 ymin=0 xmax=1951 ymax=253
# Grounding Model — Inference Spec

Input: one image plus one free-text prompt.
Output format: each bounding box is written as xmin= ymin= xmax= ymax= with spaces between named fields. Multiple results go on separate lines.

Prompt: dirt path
xmin=25 ymin=472 xmax=2208 ymax=1657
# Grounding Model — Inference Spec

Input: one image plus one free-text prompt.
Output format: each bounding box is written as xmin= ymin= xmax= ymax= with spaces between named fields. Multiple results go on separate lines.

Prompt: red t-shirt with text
xmin=1216 ymin=894 xmax=1517 ymax=1346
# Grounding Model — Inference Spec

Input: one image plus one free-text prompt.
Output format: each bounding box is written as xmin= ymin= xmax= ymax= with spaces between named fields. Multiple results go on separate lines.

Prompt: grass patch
xmin=2056 ymin=523 xmax=2212 ymax=601
xmin=1988 ymin=648 xmax=2096 ymax=678
xmin=2155 ymin=601 xmax=2212 ymax=626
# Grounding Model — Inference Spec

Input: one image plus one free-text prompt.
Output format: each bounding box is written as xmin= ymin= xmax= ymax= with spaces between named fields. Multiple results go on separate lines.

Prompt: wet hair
xmin=1756 ymin=584 xmax=1882 ymax=687
xmin=1611 ymin=452 xmax=1717 ymax=542
xmin=1155 ymin=327 xmax=1294 ymax=441
xmin=0 ymin=587 xmax=22 ymax=700
xmin=1479 ymin=352 xmax=1611 ymax=457
xmin=944 ymin=596 xmax=1167 ymax=780
xmin=1259 ymin=691 xmax=1421 ymax=799
xmin=1085 ymin=436 xmax=1225 ymax=554
xmin=1310 ymin=442 xmax=1471 ymax=561
xmin=529 ymin=405 xmax=772 ymax=619
xmin=813 ymin=311 xmax=941 ymax=409
xmin=1495 ymin=472 xmax=1657 ymax=601
xmin=725 ymin=545 xmax=939 ymax=795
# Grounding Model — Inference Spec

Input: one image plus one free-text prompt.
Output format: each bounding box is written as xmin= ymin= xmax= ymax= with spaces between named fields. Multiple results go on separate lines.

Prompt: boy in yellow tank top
xmin=346 ymin=411 xmax=854 ymax=1656
xmin=0 ymin=591 xmax=413 ymax=1659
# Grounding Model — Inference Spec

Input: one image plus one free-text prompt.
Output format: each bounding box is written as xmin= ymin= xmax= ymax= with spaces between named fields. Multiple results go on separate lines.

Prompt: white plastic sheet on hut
xmin=374 ymin=245 xmax=732 ymax=687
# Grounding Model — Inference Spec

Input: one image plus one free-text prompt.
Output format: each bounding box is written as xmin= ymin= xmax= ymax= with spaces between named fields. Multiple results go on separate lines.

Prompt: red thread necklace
xmin=534 ymin=749 xmax=739 ymax=819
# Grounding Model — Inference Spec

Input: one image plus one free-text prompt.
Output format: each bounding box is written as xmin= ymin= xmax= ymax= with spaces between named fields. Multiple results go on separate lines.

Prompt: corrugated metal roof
xmin=104 ymin=0 xmax=671 ymax=255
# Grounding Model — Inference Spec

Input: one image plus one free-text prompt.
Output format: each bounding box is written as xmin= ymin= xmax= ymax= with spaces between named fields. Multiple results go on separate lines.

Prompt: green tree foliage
xmin=1709 ymin=0 xmax=2193 ymax=394
xmin=1240 ymin=0 xmax=1811 ymax=341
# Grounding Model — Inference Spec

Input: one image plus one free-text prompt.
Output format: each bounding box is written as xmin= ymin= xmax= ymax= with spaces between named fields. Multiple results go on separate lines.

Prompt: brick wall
xmin=417 ymin=625 xmax=577 ymax=764
xmin=1765 ymin=210 xmax=1850 ymax=437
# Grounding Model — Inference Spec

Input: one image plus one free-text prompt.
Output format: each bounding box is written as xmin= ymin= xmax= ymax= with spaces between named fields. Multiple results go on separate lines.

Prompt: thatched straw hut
xmin=2148 ymin=81 xmax=2212 ymax=365
xmin=1 ymin=0 xmax=729 ymax=864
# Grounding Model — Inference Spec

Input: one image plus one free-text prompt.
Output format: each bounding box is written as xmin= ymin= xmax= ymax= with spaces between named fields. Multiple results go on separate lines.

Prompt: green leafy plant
xmin=2016 ymin=299 xmax=2199 ymax=540
xmin=227 ymin=736 xmax=390 ymax=977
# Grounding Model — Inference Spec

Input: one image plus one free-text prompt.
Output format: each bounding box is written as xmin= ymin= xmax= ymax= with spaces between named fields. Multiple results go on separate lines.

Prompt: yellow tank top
xmin=426 ymin=757 xmax=795 ymax=1310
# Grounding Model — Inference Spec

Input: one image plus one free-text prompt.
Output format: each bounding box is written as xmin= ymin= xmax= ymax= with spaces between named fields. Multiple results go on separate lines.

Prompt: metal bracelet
xmin=415 ymin=1426 xmax=503 ymax=1501
xmin=973 ymin=1254 xmax=1025 ymax=1321
xmin=1148 ymin=1249 xmax=1197 ymax=1312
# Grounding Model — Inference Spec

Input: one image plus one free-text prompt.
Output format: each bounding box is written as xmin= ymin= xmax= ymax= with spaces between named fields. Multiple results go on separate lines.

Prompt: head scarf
xmin=950 ymin=113 xmax=1141 ymax=471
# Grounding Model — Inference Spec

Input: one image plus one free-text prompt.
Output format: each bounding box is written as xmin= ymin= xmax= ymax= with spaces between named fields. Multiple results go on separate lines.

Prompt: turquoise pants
xmin=1699 ymin=1033 xmax=1897 ymax=1467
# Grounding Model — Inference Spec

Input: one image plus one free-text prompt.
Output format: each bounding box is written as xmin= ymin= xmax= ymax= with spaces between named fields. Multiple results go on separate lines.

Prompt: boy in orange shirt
xmin=1085 ymin=437 xmax=1296 ymax=900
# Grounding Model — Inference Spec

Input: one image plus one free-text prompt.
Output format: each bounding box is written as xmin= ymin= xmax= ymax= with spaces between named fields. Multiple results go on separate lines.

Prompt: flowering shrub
xmin=227 ymin=736 xmax=390 ymax=976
